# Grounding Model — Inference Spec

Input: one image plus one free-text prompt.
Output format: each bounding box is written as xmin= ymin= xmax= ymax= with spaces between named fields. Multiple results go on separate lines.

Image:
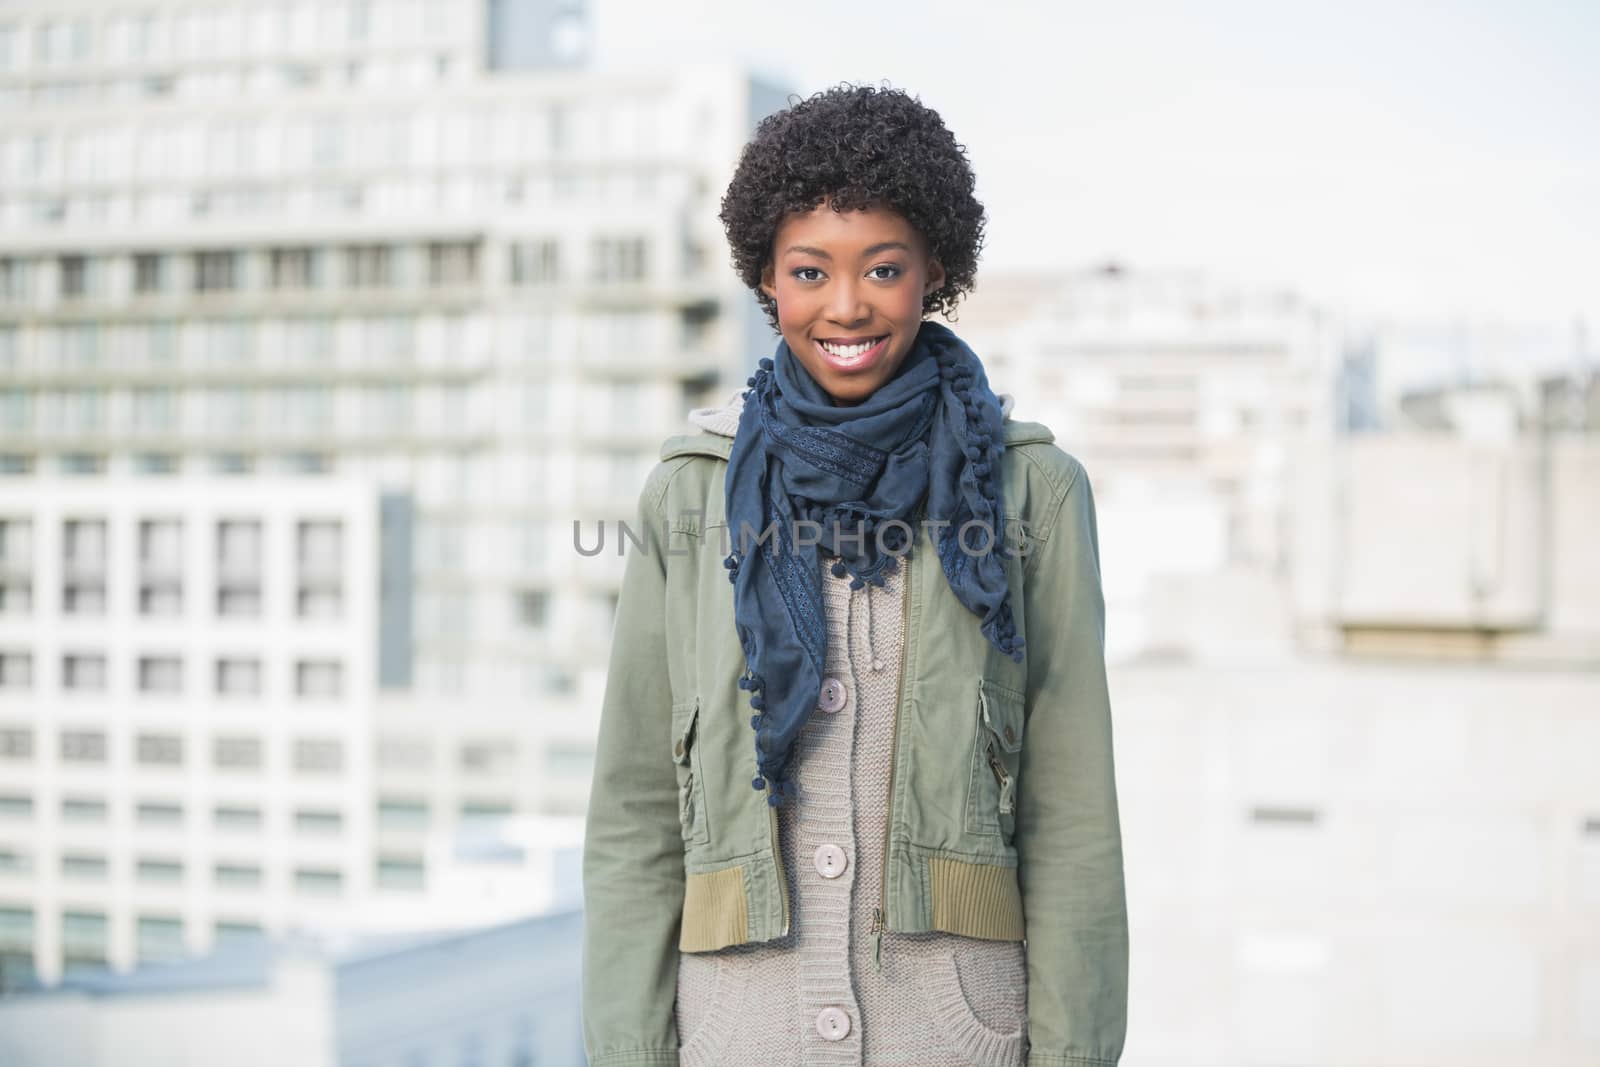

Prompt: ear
xmin=759 ymin=262 xmax=777 ymax=301
xmin=923 ymin=258 xmax=947 ymax=295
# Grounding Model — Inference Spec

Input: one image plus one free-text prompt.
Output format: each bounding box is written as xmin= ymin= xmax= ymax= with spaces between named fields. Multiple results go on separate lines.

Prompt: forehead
xmin=772 ymin=201 xmax=925 ymax=256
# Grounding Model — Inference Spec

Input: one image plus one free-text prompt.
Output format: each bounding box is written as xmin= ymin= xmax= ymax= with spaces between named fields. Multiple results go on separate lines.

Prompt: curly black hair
xmin=719 ymin=83 xmax=987 ymax=334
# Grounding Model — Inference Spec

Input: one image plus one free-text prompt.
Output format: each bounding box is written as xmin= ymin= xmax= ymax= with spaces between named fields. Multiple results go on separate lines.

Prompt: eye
xmin=867 ymin=265 xmax=902 ymax=281
xmin=791 ymin=267 xmax=824 ymax=282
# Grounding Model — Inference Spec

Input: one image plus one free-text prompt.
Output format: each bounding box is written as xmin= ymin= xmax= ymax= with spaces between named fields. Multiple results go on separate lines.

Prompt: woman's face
xmin=760 ymin=200 xmax=946 ymax=407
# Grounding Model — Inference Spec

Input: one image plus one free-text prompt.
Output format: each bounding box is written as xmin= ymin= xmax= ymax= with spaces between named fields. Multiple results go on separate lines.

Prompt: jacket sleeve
xmin=1016 ymin=455 xmax=1130 ymax=1067
xmin=581 ymin=460 xmax=686 ymax=1067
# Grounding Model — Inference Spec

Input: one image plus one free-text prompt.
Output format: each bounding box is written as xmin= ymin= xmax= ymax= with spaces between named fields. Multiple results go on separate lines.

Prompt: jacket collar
xmin=662 ymin=386 xmax=1054 ymax=462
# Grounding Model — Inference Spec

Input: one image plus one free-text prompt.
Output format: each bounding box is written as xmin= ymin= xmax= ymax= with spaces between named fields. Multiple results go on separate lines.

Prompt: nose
xmin=825 ymin=276 xmax=869 ymax=327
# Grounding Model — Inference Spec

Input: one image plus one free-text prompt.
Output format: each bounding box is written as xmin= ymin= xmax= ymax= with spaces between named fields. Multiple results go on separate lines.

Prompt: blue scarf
xmin=723 ymin=320 xmax=1025 ymax=808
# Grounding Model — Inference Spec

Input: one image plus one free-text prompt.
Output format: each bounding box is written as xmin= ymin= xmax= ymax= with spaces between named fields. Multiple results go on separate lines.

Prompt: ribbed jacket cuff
xmin=587 ymin=1049 xmax=678 ymax=1067
xmin=1027 ymin=1054 xmax=1119 ymax=1067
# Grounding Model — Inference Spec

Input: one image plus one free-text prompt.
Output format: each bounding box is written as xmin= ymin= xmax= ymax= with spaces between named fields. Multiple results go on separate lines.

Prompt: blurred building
xmin=0 ymin=908 xmax=585 ymax=1067
xmin=0 ymin=0 xmax=789 ymax=991
xmin=960 ymin=264 xmax=1341 ymax=661
xmin=963 ymin=267 xmax=1600 ymax=1065
xmin=1293 ymin=369 xmax=1600 ymax=664
xmin=0 ymin=477 xmax=381 ymax=989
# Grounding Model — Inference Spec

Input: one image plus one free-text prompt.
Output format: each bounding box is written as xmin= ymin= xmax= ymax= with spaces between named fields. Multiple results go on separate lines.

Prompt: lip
xmin=814 ymin=334 xmax=889 ymax=374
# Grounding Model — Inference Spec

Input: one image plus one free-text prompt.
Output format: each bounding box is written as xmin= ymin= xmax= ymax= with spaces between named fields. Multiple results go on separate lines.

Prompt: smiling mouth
xmin=816 ymin=336 xmax=889 ymax=366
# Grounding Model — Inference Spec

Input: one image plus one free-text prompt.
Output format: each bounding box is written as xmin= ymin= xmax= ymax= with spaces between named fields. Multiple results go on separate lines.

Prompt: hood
xmin=687 ymin=387 xmax=1018 ymax=438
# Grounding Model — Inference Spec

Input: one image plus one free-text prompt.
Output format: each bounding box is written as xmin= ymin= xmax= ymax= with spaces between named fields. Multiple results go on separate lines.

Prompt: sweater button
xmin=813 ymin=843 xmax=847 ymax=879
xmin=814 ymin=1006 xmax=851 ymax=1041
xmin=816 ymin=676 xmax=847 ymax=714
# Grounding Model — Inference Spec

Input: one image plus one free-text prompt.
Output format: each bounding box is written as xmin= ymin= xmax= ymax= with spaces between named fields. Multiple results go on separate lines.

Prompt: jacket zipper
xmin=875 ymin=550 xmax=911 ymax=974
xmin=986 ymin=741 xmax=1015 ymax=815
xmin=770 ymin=800 xmax=790 ymax=936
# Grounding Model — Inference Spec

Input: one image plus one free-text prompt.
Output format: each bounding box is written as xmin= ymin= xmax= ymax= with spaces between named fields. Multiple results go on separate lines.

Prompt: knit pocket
xmin=965 ymin=678 xmax=1026 ymax=840
xmin=671 ymin=696 xmax=710 ymax=847
xmin=909 ymin=937 xmax=1028 ymax=1067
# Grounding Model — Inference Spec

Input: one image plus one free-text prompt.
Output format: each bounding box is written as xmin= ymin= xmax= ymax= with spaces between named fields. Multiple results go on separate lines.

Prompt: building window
xmin=508 ymin=240 xmax=559 ymax=285
xmin=0 ymin=520 xmax=32 ymax=618
xmin=131 ymin=387 xmax=179 ymax=433
xmin=426 ymin=241 xmax=478 ymax=286
xmin=214 ymin=864 xmax=262 ymax=889
xmin=211 ymin=452 xmax=255 ymax=475
xmin=0 ymin=727 xmax=31 ymax=761
xmin=213 ymin=805 xmax=261 ymax=831
xmin=294 ymin=809 xmax=342 ymax=835
xmin=377 ymin=737 xmax=431 ymax=771
xmin=132 ymin=253 xmax=167 ymax=294
xmin=59 ymin=796 xmax=103 ymax=822
xmin=376 ymin=855 xmax=425 ymax=890
xmin=459 ymin=739 xmax=517 ymax=775
xmin=136 ymin=858 xmax=183 ymax=884
xmin=62 ymin=518 xmax=107 ymax=616
xmin=591 ymin=236 xmax=648 ymax=284
xmin=283 ymin=451 xmax=333 ymax=474
xmin=138 ymin=519 xmax=184 ymax=616
xmin=0 ymin=582 xmax=31 ymax=615
xmin=293 ymin=739 xmax=343 ymax=774
xmin=516 ymin=590 xmax=547 ymax=629
xmin=134 ymin=453 xmax=181 ymax=475
xmin=192 ymin=250 xmax=239 ymax=293
xmin=137 ymin=801 xmax=183 ymax=825
xmin=214 ymin=920 xmax=262 ymax=945
xmin=377 ymin=796 xmax=429 ymax=829
xmin=0 ymin=258 xmax=35 ymax=303
xmin=293 ymin=868 xmax=343 ymax=895
xmin=61 ymin=854 xmax=108 ymax=881
xmin=215 ymin=658 xmax=261 ymax=698
xmin=216 ymin=519 xmax=263 ymax=618
xmin=460 ymin=799 xmax=514 ymax=822
xmin=213 ymin=736 xmax=262 ymax=770
xmin=343 ymin=244 xmax=392 ymax=288
xmin=138 ymin=656 xmax=182 ymax=695
xmin=0 ymin=652 xmax=31 ymax=690
xmin=59 ymin=730 xmax=106 ymax=763
xmin=61 ymin=911 xmax=108 ymax=965
xmin=58 ymin=255 xmax=88 ymax=299
xmin=269 ymin=247 xmax=321 ymax=289
xmin=137 ymin=916 xmax=185 ymax=961
xmin=135 ymin=733 xmax=183 ymax=766
xmin=295 ymin=660 xmax=342 ymax=700
xmin=297 ymin=520 xmax=343 ymax=619
xmin=60 ymin=453 xmax=107 ymax=477
xmin=297 ymin=520 xmax=342 ymax=570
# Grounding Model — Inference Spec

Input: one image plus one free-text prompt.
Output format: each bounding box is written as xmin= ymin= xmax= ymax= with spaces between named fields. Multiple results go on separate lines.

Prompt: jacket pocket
xmin=671 ymin=696 xmax=710 ymax=847
xmin=965 ymin=678 xmax=1026 ymax=839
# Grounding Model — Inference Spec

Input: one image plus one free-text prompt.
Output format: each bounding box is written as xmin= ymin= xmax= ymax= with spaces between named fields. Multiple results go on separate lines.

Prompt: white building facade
xmin=0 ymin=0 xmax=790 ymax=991
xmin=0 ymin=478 xmax=381 ymax=988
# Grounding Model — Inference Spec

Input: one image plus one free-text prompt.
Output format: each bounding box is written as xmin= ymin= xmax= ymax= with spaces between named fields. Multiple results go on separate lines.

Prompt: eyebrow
xmin=781 ymin=241 xmax=913 ymax=260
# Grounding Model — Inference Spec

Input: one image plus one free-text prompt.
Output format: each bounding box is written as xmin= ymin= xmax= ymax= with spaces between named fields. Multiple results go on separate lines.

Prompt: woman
xmin=582 ymin=84 xmax=1128 ymax=1067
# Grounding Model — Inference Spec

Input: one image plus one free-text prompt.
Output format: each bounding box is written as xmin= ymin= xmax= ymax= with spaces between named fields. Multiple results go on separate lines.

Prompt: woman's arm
xmin=1016 ymin=453 xmax=1130 ymax=1067
xmin=581 ymin=460 xmax=687 ymax=1067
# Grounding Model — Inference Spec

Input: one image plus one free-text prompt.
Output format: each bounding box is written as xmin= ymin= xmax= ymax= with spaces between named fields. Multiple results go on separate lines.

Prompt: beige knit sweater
xmin=673 ymin=391 xmax=1029 ymax=1067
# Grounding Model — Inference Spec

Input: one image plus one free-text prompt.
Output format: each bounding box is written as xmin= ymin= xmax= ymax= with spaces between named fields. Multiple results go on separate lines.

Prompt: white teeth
xmin=818 ymin=338 xmax=881 ymax=359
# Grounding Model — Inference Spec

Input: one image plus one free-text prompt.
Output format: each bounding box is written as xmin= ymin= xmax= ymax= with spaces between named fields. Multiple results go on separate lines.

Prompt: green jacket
xmin=581 ymin=416 xmax=1129 ymax=1067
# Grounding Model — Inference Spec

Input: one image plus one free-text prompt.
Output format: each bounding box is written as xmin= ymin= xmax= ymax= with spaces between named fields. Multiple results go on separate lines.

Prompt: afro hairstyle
xmin=718 ymin=82 xmax=986 ymax=334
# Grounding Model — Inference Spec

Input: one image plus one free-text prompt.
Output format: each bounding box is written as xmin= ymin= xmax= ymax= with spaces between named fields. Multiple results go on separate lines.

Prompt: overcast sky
xmin=591 ymin=0 xmax=1598 ymax=333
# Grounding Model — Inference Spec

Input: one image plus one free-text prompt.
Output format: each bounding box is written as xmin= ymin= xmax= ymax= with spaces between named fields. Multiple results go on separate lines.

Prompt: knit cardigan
xmin=673 ymin=390 xmax=1028 ymax=1067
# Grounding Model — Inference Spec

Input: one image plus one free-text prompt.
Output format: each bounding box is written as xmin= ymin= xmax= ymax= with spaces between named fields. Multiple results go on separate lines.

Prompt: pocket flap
xmin=671 ymin=697 xmax=699 ymax=766
xmin=977 ymin=679 xmax=1025 ymax=754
